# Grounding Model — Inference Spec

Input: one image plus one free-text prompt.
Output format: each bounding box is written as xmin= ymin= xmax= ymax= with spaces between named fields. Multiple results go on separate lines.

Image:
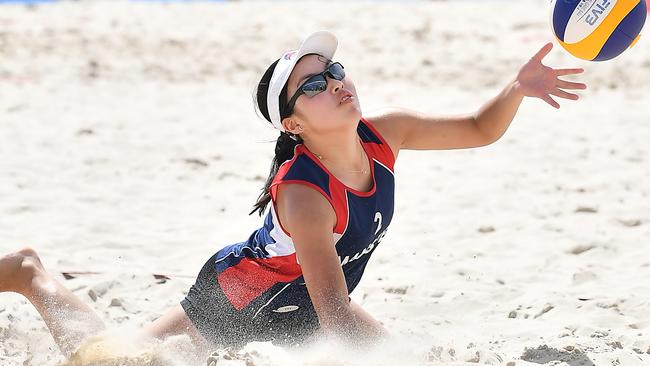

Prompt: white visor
xmin=266 ymin=31 xmax=338 ymax=132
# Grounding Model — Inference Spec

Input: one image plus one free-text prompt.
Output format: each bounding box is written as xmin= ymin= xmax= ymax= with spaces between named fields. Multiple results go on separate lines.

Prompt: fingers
xmin=532 ymin=42 xmax=553 ymax=62
xmin=555 ymin=68 xmax=584 ymax=76
xmin=542 ymin=94 xmax=560 ymax=109
xmin=557 ymin=78 xmax=587 ymax=90
xmin=551 ymin=88 xmax=579 ymax=100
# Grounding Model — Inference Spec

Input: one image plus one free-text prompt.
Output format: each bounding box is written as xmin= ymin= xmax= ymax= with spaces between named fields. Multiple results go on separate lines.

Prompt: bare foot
xmin=0 ymin=247 xmax=45 ymax=294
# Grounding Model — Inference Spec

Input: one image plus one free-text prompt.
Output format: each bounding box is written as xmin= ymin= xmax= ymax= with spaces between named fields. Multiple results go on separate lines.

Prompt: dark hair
xmin=250 ymin=59 xmax=303 ymax=216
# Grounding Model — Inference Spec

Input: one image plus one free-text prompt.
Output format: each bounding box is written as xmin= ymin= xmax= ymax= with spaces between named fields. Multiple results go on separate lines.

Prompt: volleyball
xmin=550 ymin=0 xmax=647 ymax=61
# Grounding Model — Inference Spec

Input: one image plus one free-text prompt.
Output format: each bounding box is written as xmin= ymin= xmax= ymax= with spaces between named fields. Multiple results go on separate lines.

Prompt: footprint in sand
xmin=521 ymin=345 xmax=595 ymax=366
xmin=617 ymin=218 xmax=642 ymax=227
xmin=575 ymin=206 xmax=598 ymax=214
xmin=568 ymin=244 xmax=597 ymax=255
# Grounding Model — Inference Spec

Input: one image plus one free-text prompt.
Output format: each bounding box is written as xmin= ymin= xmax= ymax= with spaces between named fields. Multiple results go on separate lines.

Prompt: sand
xmin=1 ymin=0 xmax=649 ymax=365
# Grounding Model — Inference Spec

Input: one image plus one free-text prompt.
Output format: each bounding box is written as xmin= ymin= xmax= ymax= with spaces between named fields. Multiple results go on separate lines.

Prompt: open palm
xmin=517 ymin=43 xmax=587 ymax=109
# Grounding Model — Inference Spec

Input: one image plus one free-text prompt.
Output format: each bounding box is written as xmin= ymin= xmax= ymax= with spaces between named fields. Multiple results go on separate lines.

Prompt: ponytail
xmin=250 ymin=58 xmax=298 ymax=216
xmin=249 ymin=132 xmax=302 ymax=216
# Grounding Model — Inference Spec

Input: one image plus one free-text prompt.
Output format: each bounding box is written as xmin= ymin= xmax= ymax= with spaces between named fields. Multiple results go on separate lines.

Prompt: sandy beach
xmin=1 ymin=0 xmax=649 ymax=365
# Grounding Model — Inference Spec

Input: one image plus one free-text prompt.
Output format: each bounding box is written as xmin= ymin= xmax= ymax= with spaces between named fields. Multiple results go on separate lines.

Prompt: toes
xmin=0 ymin=247 xmax=44 ymax=294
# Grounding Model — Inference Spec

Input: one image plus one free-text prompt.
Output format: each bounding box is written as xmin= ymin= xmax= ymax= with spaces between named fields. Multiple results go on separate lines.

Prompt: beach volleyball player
xmin=0 ymin=31 xmax=587 ymax=357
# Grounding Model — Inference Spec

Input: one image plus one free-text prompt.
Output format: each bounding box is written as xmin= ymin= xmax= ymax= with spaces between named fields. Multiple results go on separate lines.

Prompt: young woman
xmin=0 ymin=31 xmax=586 ymax=359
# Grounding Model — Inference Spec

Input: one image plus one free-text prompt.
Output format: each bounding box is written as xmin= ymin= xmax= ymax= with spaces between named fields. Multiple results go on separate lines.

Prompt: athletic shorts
xmin=180 ymin=253 xmax=320 ymax=348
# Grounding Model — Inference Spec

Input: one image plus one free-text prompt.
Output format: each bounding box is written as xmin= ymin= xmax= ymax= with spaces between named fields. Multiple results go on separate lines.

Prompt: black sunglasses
xmin=284 ymin=62 xmax=346 ymax=116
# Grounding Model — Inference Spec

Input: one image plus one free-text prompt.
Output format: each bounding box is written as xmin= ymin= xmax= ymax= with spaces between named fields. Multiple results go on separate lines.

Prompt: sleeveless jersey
xmin=212 ymin=118 xmax=395 ymax=320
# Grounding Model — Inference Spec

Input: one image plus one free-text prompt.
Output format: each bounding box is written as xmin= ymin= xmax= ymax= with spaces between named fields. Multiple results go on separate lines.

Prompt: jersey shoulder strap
xmin=358 ymin=117 xmax=396 ymax=171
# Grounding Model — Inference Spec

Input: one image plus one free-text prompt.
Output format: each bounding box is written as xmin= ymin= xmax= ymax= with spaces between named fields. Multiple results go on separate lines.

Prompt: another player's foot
xmin=0 ymin=247 xmax=45 ymax=294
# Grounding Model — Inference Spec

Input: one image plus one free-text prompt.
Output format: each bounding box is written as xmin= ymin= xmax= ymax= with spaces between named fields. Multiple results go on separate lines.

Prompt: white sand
xmin=1 ymin=1 xmax=649 ymax=365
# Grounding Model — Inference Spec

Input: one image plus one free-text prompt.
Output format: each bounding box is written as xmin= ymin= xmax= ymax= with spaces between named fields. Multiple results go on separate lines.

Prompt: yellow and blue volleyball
xmin=550 ymin=0 xmax=647 ymax=61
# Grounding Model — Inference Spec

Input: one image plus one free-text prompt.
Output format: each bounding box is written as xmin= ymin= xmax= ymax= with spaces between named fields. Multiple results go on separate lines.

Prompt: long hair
xmin=250 ymin=59 xmax=303 ymax=216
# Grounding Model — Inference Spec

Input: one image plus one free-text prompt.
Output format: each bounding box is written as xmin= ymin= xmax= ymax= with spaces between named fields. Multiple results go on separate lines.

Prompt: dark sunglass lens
xmin=329 ymin=63 xmax=345 ymax=80
xmin=302 ymin=80 xmax=327 ymax=97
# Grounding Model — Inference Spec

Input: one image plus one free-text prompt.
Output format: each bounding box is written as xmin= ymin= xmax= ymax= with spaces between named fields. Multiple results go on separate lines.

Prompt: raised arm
xmin=366 ymin=43 xmax=587 ymax=153
xmin=275 ymin=184 xmax=386 ymax=343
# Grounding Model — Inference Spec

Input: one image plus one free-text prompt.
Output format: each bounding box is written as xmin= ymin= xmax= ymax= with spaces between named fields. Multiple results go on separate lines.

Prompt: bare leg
xmin=141 ymin=304 xmax=208 ymax=352
xmin=134 ymin=298 xmax=211 ymax=366
xmin=0 ymin=247 xmax=105 ymax=357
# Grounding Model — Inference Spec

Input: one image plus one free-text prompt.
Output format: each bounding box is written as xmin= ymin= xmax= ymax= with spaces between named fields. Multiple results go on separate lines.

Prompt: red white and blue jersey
xmin=212 ymin=118 xmax=395 ymax=320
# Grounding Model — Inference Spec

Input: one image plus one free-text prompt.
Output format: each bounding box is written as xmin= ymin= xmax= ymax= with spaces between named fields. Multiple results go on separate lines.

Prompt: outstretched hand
xmin=516 ymin=42 xmax=587 ymax=109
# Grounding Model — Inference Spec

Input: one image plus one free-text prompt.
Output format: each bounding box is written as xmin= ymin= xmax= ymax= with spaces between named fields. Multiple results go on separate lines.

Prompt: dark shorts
xmin=180 ymin=254 xmax=320 ymax=348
